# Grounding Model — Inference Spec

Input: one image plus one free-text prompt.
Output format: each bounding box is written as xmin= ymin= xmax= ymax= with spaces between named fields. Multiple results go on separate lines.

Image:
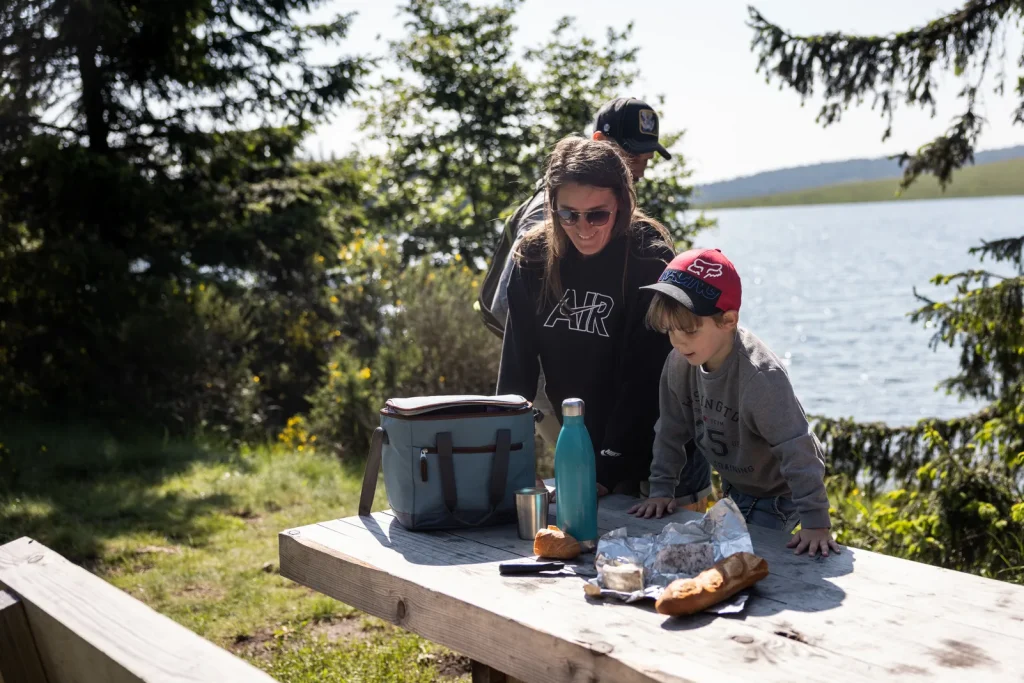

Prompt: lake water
xmin=697 ymin=196 xmax=1024 ymax=426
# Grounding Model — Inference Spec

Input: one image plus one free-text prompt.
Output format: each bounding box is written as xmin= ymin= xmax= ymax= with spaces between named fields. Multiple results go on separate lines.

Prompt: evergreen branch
xmin=747 ymin=0 xmax=1024 ymax=188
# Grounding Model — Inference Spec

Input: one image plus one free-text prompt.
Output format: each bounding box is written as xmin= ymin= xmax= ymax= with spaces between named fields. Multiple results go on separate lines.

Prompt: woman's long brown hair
xmin=515 ymin=135 xmax=672 ymax=310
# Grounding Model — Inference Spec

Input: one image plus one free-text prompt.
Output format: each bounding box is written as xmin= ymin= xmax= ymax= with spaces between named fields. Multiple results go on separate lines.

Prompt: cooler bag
xmin=358 ymin=395 xmax=536 ymax=530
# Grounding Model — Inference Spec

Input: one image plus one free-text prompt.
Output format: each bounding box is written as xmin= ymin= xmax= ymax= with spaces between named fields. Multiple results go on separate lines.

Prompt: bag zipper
xmin=418 ymin=442 xmax=524 ymax=482
xmin=380 ymin=407 xmax=533 ymax=421
xmin=419 ymin=443 xmax=524 ymax=455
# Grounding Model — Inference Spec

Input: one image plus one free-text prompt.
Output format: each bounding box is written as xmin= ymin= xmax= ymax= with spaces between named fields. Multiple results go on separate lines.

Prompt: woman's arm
xmin=496 ymin=263 xmax=541 ymax=401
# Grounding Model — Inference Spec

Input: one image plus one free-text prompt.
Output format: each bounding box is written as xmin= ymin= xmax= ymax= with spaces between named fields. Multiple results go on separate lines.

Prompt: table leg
xmin=470 ymin=660 xmax=525 ymax=683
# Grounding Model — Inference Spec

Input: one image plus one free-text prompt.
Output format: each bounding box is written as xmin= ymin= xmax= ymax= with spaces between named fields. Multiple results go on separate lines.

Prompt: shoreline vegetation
xmin=698 ymin=158 xmax=1024 ymax=210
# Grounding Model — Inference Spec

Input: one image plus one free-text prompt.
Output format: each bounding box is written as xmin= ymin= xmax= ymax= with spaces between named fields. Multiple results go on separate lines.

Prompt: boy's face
xmin=668 ymin=312 xmax=738 ymax=372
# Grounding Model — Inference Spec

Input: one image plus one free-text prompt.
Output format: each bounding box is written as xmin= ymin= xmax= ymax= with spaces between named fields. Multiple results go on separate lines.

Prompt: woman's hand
xmin=786 ymin=528 xmax=842 ymax=558
xmin=627 ymin=497 xmax=676 ymax=519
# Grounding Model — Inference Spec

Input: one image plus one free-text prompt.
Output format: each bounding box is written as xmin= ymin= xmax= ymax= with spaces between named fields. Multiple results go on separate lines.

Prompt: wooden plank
xmin=0 ymin=537 xmax=277 ymax=683
xmin=594 ymin=493 xmax=1024 ymax=637
xmin=0 ymin=589 xmax=50 ymax=683
xmin=361 ymin=510 xmax=1024 ymax=679
xmin=282 ymin=514 xmax=899 ymax=682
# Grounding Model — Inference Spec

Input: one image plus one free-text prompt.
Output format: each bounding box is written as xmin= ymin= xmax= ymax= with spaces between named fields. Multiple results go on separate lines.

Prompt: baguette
xmin=534 ymin=525 xmax=581 ymax=560
xmin=655 ymin=551 xmax=769 ymax=616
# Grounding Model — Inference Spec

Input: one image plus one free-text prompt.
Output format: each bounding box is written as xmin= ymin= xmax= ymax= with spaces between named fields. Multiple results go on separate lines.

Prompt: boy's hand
xmin=787 ymin=528 xmax=842 ymax=558
xmin=627 ymin=497 xmax=676 ymax=519
xmin=597 ymin=483 xmax=609 ymax=497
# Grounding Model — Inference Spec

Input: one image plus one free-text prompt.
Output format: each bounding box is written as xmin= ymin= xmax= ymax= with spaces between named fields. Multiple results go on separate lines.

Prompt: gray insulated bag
xmin=358 ymin=395 xmax=536 ymax=530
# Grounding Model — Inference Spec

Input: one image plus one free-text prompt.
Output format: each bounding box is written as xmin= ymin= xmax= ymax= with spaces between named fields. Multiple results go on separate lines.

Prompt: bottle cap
xmin=562 ymin=398 xmax=584 ymax=417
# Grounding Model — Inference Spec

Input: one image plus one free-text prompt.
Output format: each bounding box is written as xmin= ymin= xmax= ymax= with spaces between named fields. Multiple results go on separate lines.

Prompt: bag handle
xmin=436 ymin=428 xmax=512 ymax=527
xmin=358 ymin=427 xmax=388 ymax=517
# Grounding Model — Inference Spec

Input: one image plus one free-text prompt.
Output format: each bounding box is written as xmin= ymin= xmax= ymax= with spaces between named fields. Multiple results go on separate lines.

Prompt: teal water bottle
xmin=554 ymin=398 xmax=598 ymax=551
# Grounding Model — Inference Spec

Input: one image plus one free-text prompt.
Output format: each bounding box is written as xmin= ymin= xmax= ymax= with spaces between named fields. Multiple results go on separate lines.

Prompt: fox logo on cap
xmin=640 ymin=248 xmax=742 ymax=316
xmin=687 ymin=258 xmax=723 ymax=279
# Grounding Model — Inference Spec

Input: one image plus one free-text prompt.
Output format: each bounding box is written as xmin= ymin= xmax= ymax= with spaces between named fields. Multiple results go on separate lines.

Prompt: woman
xmin=497 ymin=135 xmax=712 ymax=504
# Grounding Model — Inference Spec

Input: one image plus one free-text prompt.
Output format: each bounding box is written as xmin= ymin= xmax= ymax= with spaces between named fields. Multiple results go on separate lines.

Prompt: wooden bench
xmin=0 ymin=537 xmax=276 ymax=683
xmin=279 ymin=493 xmax=1024 ymax=682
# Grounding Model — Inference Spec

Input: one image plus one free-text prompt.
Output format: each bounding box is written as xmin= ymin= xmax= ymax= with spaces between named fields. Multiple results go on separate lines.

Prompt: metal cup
xmin=515 ymin=487 xmax=550 ymax=541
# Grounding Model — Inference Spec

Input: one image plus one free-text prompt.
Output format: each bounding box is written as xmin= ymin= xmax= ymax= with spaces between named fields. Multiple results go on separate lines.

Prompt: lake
xmin=697 ymin=196 xmax=1024 ymax=426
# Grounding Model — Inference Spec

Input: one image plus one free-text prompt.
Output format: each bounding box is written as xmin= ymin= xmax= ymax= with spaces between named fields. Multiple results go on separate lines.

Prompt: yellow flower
xmin=330 ymin=295 xmax=339 ymax=304
xmin=439 ymin=376 xmax=445 ymax=384
xmin=358 ymin=367 xmax=372 ymax=380
xmin=297 ymin=445 xmax=304 ymax=452
xmin=198 ymin=283 xmax=206 ymax=292
xmin=427 ymin=272 xmax=436 ymax=282
xmin=395 ymin=299 xmax=403 ymax=307
xmin=471 ymin=280 xmax=478 ymax=288
xmin=315 ymin=254 xmax=325 ymax=264
xmin=252 ymin=375 xmax=260 ymax=383
xmin=454 ymin=254 xmax=462 ymax=262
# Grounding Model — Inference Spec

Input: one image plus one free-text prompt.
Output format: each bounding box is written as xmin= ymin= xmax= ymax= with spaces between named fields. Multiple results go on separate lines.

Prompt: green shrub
xmin=304 ymin=255 xmax=501 ymax=456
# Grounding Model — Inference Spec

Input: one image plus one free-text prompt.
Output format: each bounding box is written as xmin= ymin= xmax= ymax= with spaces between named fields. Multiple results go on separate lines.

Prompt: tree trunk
xmin=70 ymin=2 xmax=109 ymax=152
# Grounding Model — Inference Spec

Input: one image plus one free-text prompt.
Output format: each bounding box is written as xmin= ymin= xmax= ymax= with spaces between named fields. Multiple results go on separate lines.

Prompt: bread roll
xmin=533 ymin=525 xmax=581 ymax=560
xmin=655 ymin=551 xmax=769 ymax=616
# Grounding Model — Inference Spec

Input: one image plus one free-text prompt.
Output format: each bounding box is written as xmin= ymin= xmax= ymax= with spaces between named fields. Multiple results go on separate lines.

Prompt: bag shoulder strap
xmin=358 ymin=427 xmax=387 ymax=517
xmin=437 ymin=429 xmax=512 ymax=527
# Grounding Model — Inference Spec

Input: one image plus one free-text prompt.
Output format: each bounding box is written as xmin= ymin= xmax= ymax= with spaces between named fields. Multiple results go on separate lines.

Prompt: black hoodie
xmin=496 ymin=223 xmax=674 ymax=489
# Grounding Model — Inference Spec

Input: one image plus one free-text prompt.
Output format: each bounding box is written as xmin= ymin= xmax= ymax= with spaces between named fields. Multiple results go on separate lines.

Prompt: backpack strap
xmin=358 ymin=427 xmax=388 ymax=517
xmin=476 ymin=186 xmax=547 ymax=338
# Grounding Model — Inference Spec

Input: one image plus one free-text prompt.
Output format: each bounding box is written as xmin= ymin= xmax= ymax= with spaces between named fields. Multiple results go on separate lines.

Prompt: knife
xmin=498 ymin=560 xmax=565 ymax=575
xmin=497 ymin=561 xmax=598 ymax=578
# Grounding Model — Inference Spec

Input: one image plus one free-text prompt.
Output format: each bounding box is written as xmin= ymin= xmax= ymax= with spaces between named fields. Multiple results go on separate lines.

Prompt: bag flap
xmin=383 ymin=394 xmax=530 ymax=417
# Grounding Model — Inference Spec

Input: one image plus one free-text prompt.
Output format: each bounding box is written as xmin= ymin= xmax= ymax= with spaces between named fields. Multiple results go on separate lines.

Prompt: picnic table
xmin=279 ymin=490 xmax=1024 ymax=682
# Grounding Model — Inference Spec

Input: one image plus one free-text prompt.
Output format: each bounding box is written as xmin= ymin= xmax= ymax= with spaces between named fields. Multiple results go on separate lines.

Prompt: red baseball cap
xmin=641 ymin=248 xmax=742 ymax=315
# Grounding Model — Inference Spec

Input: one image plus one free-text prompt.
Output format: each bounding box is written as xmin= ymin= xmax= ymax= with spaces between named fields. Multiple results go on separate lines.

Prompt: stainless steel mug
xmin=515 ymin=487 xmax=549 ymax=540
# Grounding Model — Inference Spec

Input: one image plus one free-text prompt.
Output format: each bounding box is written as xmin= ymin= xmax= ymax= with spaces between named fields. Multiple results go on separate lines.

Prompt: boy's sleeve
xmin=597 ymin=278 xmax=673 ymax=489
xmin=743 ymin=370 xmax=832 ymax=529
xmin=647 ymin=354 xmax=696 ymax=499
xmin=496 ymin=264 xmax=540 ymax=402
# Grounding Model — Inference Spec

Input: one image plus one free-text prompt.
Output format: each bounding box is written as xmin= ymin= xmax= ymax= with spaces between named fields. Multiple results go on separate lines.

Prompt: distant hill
xmin=694 ymin=145 xmax=1024 ymax=206
xmin=701 ymin=157 xmax=1024 ymax=209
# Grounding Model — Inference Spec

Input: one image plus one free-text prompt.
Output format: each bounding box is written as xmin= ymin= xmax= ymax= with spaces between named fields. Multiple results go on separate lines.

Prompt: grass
xmin=0 ymin=424 xmax=471 ymax=682
xmin=701 ymin=157 xmax=1024 ymax=209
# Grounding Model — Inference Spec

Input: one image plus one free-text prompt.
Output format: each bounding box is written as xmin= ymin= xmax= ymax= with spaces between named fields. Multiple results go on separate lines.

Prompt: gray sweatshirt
xmin=648 ymin=328 xmax=832 ymax=529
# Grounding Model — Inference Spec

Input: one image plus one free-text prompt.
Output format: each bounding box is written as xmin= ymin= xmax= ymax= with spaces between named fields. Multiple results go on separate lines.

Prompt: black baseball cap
xmin=593 ymin=97 xmax=672 ymax=160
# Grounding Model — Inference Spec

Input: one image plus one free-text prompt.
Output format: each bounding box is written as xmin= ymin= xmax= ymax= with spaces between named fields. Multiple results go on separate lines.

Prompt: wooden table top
xmin=279 ymin=493 xmax=1024 ymax=683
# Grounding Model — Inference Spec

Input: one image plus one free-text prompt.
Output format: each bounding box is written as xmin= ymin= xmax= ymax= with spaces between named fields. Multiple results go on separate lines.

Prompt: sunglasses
xmin=554 ymin=209 xmax=612 ymax=227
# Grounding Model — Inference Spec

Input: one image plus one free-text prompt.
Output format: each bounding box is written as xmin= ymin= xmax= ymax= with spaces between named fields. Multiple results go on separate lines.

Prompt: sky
xmin=303 ymin=1 xmax=1024 ymax=184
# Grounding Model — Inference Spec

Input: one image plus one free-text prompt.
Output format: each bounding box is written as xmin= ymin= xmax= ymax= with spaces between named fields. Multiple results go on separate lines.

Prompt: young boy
xmin=628 ymin=248 xmax=841 ymax=558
